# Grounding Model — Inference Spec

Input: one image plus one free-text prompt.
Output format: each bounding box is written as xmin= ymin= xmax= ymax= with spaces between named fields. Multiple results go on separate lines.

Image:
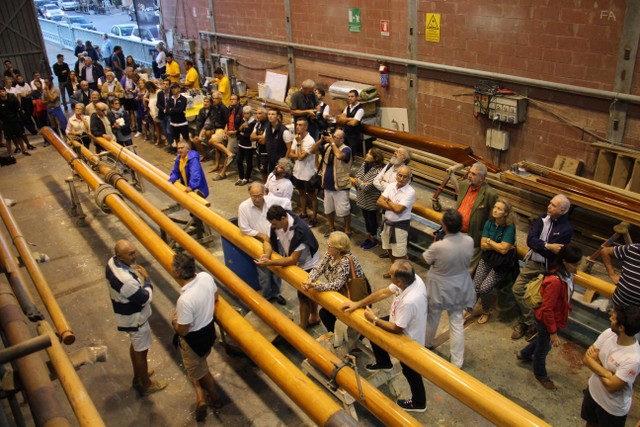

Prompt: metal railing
xmin=38 ymin=19 xmax=155 ymax=68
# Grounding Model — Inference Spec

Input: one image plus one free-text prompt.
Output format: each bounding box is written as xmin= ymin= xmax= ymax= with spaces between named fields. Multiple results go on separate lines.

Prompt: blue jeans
xmin=163 ymin=117 xmax=174 ymax=146
xmin=257 ymin=266 xmax=281 ymax=300
xmin=520 ymin=318 xmax=552 ymax=378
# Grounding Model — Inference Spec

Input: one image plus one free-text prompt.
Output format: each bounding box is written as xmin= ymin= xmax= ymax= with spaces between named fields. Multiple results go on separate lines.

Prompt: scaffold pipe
xmin=36 ymin=322 xmax=105 ymax=427
xmin=88 ymin=133 xmax=552 ymax=427
xmin=44 ymin=129 xmax=359 ymax=427
xmin=0 ymin=195 xmax=75 ymax=344
xmin=71 ymin=138 xmax=422 ymax=427
xmin=0 ymin=280 xmax=69 ymax=427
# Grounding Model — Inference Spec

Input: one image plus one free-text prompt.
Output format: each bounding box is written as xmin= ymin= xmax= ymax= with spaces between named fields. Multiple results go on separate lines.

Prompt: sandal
xmin=208 ymin=165 xmax=220 ymax=173
xmin=211 ymin=173 xmax=226 ymax=181
xmin=477 ymin=313 xmax=490 ymax=324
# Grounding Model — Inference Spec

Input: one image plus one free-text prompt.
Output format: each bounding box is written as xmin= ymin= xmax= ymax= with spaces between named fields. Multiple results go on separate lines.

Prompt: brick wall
xmin=164 ymin=0 xmax=640 ymax=176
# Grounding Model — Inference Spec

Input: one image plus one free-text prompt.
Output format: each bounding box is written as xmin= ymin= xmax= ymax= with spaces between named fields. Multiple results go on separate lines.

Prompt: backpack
xmin=523 ymin=274 xmax=545 ymax=308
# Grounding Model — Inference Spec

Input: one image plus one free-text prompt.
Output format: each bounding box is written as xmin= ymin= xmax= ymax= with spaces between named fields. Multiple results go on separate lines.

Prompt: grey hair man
xmin=450 ymin=161 xmax=498 ymax=269
xmin=511 ymin=194 xmax=573 ymax=342
xmin=290 ymin=79 xmax=320 ymax=140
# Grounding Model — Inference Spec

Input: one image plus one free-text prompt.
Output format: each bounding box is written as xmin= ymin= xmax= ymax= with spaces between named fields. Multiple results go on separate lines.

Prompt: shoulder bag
xmin=338 ymin=255 xmax=371 ymax=302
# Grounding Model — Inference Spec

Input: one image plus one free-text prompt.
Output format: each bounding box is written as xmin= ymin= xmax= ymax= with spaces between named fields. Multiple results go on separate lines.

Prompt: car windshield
xmin=44 ymin=5 xmax=58 ymax=9
xmin=118 ymin=26 xmax=135 ymax=36
xmin=136 ymin=27 xmax=159 ymax=40
xmin=70 ymin=17 xmax=89 ymax=24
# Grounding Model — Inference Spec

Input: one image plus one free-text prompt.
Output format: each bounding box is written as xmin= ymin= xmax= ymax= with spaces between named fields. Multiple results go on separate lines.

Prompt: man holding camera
xmin=316 ymin=129 xmax=353 ymax=237
xmin=290 ymin=79 xmax=320 ymax=140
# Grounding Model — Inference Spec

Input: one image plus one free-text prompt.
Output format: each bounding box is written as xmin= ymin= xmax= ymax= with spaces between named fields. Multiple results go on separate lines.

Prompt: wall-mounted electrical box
xmin=488 ymin=95 xmax=527 ymax=124
xmin=486 ymin=128 xmax=509 ymax=150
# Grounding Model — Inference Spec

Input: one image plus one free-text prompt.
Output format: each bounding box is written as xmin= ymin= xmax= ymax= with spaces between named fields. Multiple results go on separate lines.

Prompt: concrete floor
xmin=0 ymin=131 xmax=637 ymax=427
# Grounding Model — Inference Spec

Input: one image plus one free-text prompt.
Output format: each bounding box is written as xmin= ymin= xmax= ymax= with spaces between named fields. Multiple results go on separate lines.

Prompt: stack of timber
xmin=369 ymin=139 xmax=638 ymax=246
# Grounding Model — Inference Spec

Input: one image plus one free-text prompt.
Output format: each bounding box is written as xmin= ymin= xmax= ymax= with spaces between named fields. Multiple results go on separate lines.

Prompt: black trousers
xmin=370 ymin=316 xmax=426 ymax=406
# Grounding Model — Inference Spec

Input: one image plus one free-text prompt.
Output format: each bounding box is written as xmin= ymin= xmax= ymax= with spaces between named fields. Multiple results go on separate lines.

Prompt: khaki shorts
xmin=381 ymin=225 xmax=408 ymax=257
xmin=209 ymin=128 xmax=226 ymax=145
xmin=179 ymin=337 xmax=211 ymax=381
xmin=324 ymin=190 xmax=351 ymax=217
xmin=127 ymin=321 xmax=152 ymax=352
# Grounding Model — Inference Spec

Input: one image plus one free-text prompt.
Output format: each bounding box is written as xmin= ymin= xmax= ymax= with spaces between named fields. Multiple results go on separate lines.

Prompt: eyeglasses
xmin=396 ymin=173 xmax=410 ymax=178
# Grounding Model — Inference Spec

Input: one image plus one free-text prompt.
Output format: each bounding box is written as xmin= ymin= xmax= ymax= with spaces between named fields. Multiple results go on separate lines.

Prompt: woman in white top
xmin=144 ymin=80 xmax=162 ymax=145
xmin=65 ymin=103 xmax=91 ymax=148
xmin=265 ymin=158 xmax=294 ymax=199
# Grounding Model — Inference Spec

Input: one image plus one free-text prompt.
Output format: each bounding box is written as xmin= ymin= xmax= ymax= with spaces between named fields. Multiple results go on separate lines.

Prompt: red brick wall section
xmin=168 ymin=0 xmax=640 ymax=173
xmin=160 ymin=0 xmax=210 ymax=40
xmin=212 ymin=0 xmax=288 ymax=41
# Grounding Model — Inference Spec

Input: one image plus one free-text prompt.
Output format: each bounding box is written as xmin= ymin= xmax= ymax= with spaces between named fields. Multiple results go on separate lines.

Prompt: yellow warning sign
xmin=426 ymin=13 xmax=440 ymax=42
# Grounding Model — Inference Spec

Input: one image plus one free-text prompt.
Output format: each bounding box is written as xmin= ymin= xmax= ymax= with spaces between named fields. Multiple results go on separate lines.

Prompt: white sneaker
xmin=134 ymin=132 xmax=141 ymax=137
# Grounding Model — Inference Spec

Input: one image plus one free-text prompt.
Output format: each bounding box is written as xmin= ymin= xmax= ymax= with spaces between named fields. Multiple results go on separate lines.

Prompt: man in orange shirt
xmin=450 ymin=162 xmax=497 ymax=270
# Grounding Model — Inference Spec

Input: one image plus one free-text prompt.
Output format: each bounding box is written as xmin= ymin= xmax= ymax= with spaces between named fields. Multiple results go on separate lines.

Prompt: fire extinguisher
xmin=379 ymin=63 xmax=389 ymax=89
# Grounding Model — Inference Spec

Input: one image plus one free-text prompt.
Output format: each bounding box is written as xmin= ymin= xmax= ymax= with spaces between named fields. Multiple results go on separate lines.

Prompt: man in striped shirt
xmin=105 ymin=240 xmax=166 ymax=395
xmin=603 ymin=244 xmax=640 ymax=311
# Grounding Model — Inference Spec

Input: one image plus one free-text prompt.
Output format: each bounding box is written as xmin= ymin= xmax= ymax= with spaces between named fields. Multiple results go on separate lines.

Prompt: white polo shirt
xmin=176 ymin=272 xmax=217 ymax=333
xmin=382 ymin=181 xmax=416 ymax=222
xmin=238 ymin=194 xmax=292 ymax=237
xmin=388 ymin=274 xmax=428 ymax=345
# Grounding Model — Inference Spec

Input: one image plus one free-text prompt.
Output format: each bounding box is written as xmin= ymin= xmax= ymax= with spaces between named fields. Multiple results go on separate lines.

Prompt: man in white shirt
xmin=29 ymin=71 xmax=46 ymax=91
xmin=171 ymin=252 xmax=223 ymax=422
xmin=342 ymin=260 xmax=428 ymax=412
xmin=336 ymin=89 xmax=365 ymax=155
xmin=237 ymin=182 xmax=292 ymax=304
xmin=376 ymin=165 xmax=416 ymax=278
xmin=581 ymin=305 xmax=640 ymax=427
xmin=288 ymin=118 xmax=323 ymax=227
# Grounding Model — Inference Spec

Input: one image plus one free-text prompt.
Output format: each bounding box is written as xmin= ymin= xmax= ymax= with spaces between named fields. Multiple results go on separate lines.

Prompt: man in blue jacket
xmin=169 ymin=140 xmax=209 ymax=198
xmin=512 ymin=194 xmax=573 ymax=341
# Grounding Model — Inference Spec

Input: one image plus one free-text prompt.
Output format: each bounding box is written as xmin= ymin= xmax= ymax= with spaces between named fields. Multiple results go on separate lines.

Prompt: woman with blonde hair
xmin=302 ymin=231 xmax=366 ymax=332
xmin=468 ymin=198 xmax=518 ymax=324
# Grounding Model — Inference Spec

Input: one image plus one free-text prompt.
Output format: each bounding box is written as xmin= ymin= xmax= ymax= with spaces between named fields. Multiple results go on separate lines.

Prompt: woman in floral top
xmin=303 ymin=231 xmax=365 ymax=332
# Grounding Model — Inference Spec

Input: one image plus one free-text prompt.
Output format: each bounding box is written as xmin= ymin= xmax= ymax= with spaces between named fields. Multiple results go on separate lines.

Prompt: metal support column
xmin=284 ymin=0 xmax=296 ymax=85
xmin=607 ymin=2 xmax=640 ymax=144
xmin=406 ymin=0 xmax=418 ymax=133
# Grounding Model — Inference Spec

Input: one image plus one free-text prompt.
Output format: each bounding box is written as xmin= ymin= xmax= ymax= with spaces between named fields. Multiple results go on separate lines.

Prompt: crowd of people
xmin=6 ymin=45 xmax=636 ymax=423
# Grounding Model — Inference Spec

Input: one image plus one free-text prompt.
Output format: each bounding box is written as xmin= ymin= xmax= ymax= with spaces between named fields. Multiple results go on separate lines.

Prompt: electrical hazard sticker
xmin=426 ymin=13 xmax=440 ymax=42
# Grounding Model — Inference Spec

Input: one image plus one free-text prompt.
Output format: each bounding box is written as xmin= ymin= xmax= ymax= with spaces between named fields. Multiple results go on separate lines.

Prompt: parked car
xmin=42 ymin=3 xmax=64 ymax=18
xmin=57 ymin=0 xmax=78 ymax=11
xmin=47 ymin=13 xmax=65 ymax=22
xmin=131 ymin=26 xmax=161 ymax=43
xmin=110 ymin=24 xmax=136 ymax=38
xmin=62 ymin=15 xmax=96 ymax=30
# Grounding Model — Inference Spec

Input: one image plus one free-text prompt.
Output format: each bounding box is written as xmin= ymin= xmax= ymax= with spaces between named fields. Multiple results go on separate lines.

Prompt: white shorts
xmin=381 ymin=224 xmax=408 ymax=257
xmin=324 ymin=190 xmax=350 ymax=217
xmin=127 ymin=321 xmax=152 ymax=352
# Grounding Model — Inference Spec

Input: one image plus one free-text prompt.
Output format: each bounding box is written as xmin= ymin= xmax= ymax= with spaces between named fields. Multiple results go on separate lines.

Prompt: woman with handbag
xmin=468 ymin=198 xmax=518 ymax=324
xmin=516 ymin=243 xmax=582 ymax=391
xmin=302 ymin=231 xmax=368 ymax=333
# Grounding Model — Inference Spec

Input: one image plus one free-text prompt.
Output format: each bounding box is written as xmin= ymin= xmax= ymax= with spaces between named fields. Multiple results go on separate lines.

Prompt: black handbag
xmin=482 ymin=249 xmax=517 ymax=272
xmin=481 ymin=225 xmax=517 ymax=272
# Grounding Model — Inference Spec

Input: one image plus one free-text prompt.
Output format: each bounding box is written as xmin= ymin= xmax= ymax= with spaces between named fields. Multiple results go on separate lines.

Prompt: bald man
xmin=511 ymin=194 xmax=574 ymax=342
xmin=105 ymin=240 xmax=166 ymax=395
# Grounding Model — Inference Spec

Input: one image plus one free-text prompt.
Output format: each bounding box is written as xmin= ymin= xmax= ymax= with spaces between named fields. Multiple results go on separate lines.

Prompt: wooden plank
xmin=611 ymin=155 xmax=633 ymax=189
xmin=593 ymin=150 xmax=615 ymax=184
xmin=628 ymin=160 xmax=640 ymax=192
xmin=503 ymin=172 xmax=640 ymax=226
